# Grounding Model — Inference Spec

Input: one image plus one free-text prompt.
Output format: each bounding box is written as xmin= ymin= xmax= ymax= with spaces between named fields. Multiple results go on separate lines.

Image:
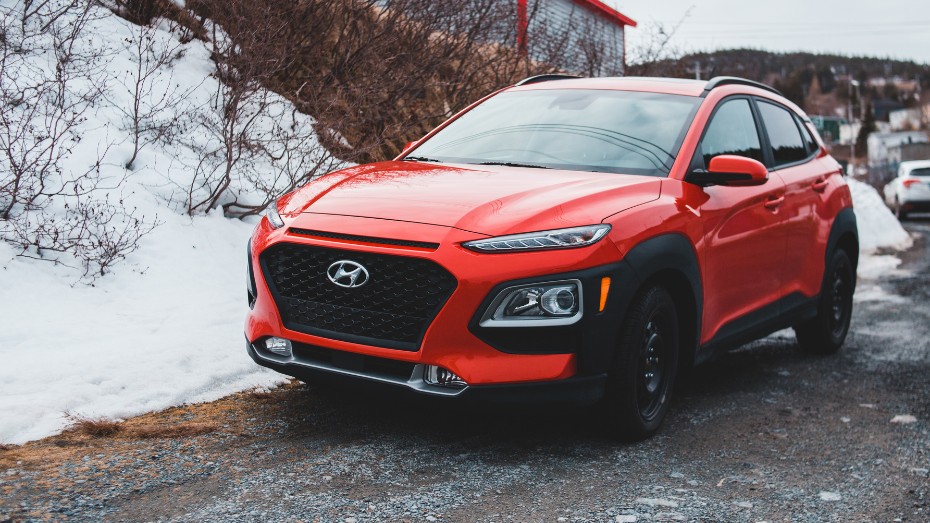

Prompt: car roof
xmin=902 ymin=160 xmax=930 ymax=171
xmin=510 ymin=76 xmax=709 ymax=97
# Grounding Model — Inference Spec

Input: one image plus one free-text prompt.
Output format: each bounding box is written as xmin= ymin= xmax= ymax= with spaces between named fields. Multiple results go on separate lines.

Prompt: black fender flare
xmin=823 ymin=207 xmax=859 ymax=292
xmin=583 ymin=233 xmax=703 ymax=374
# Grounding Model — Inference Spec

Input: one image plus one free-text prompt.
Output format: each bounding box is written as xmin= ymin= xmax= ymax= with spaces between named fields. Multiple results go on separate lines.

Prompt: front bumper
xmin=246 ymin=338 xmax=607 ymax=404
xmin=245 ymin=213 xmax=630 ymax=401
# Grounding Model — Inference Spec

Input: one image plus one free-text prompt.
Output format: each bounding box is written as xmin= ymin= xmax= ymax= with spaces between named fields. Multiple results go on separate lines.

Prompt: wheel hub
xmin=638 ymin=320 xmax=667 ymax=418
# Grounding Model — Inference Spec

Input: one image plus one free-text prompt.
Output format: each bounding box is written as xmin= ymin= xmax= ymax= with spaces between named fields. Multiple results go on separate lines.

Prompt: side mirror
xmin=693 ymin=155 xmax=768 ymax=187
xmin=401 ymin=141 xmax=418 ymax=154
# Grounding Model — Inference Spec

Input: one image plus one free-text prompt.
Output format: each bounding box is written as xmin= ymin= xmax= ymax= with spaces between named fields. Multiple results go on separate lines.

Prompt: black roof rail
xmin=703 ymin=76 xmax=782 ymax=97
xmin=514 ymin=74 xmax=581 ymax=86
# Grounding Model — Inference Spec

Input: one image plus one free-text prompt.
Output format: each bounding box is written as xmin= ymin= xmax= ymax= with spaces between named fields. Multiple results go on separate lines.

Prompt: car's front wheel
xmin=794 ymin=249 xmax=855 ymax=354
xmin=603 ymin=285 xmax=679 ymax=441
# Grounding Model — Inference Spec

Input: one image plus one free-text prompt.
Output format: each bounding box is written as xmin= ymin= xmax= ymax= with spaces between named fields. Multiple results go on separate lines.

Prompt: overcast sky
xmin=607 ymin=0 xmax=930 ymax=65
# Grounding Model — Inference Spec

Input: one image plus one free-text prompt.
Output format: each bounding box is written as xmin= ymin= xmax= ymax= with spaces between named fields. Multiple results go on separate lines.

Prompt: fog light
xmin=424 ymin=365 xmax=467 ymax=388
xmin=265 ymin=337 xmax=292 ymax=357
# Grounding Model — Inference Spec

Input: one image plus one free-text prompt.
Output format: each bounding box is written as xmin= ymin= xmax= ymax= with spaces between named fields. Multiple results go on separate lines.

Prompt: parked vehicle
xmin=883 ymin=160 xmax=930 ymax=219
xmin=245 ymin=75 xmax=858 ymax=440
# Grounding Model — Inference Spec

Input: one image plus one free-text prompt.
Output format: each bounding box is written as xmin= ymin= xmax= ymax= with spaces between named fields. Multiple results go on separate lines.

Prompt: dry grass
xmin=0 ymin=443 xmax=17 ymax=451
xmin=65 ymin=414 xmax=124 ymax=437
xmin=63 ymin=413 xmax=220 ymax=440
xmin=127 ymin=421 xmax=219 ymax=439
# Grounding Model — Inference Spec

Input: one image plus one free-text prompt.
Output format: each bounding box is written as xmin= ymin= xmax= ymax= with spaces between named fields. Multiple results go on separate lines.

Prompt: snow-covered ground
xmin=0 ymin=4 xmax=917 ymax=445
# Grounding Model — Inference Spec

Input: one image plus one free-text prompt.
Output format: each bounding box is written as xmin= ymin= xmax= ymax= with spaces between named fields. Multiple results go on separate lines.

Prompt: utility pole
xmin=848 ymin=79 xmax=859 ymax=163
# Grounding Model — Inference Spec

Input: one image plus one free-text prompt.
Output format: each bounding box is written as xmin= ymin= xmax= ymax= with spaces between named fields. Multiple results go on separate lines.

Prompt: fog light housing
xmin=479 ymin=279 xmax=583 ymax=327
xmin=265 ymin=337 xmax=292 ymax=357
xmin=424 ymin=365 xmax=467 ymax=388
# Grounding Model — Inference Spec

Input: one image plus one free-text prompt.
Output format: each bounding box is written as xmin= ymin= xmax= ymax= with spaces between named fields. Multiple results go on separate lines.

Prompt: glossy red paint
xmin=707 ymin=155 xmax=768 ymax=185
xmin=246 ymin=76 xmax=854 ymax=390
xmin=279 ymin=161 xmax=661 ymax=237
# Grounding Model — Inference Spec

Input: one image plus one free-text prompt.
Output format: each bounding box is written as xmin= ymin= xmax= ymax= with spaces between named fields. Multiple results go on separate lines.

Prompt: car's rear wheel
xmin=895 ymin=197 xmax=908 ymax=220
xmin=794 ymin=249 xmax=855 ymax=355
xmin=603 ymin=285 xmax=679 ymax=441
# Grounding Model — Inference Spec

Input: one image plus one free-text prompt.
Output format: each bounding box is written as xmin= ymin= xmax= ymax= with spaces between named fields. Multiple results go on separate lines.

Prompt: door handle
xmin=812 ymin=178 xmax=829 ymax=192
xmin=763 ymin=195 xmax=785 ymax=210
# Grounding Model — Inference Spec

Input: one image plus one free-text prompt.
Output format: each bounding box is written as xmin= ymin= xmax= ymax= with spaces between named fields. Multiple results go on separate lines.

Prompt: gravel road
xmin=2 ymin=219 xmax=929 ymax=523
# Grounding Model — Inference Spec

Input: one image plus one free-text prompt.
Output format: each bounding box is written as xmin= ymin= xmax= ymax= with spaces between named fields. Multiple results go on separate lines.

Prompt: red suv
xmin=245 ymin=76 xmax=857 ymax=440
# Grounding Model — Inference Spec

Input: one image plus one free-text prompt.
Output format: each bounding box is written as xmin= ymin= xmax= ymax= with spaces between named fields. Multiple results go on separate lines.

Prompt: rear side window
xmin=796 ymin=115 xmax=819 ymax=155
xmin=700 ymin=99 xmax=763 ymax=166
xmin=757 ymin=101 xmax=807 ymax=167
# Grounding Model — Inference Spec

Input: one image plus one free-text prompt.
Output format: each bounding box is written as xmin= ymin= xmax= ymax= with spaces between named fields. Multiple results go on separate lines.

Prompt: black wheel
xmin=603 ymin=286 xmax=679 ymax=441
xmin=895 ymin=197 xmax=908 ymax=220
xmin=794 ymin=249 xmax=855 ymax=354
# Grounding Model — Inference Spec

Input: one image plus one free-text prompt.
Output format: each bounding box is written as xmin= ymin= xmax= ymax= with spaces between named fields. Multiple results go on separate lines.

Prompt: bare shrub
xmin=108 ymin=8 xmax=202 ymax=170
xmin=171 ymin=4 xmax=342 ymax=217
xmin=187 ymin=0 xmax=556 ymax=165
xmin=0 ymin=0 xmax=159 ymax=279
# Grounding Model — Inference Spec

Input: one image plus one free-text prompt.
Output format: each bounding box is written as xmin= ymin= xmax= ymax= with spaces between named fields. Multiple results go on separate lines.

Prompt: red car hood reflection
xmin=280 ymin=161 xmax=662 ymax=237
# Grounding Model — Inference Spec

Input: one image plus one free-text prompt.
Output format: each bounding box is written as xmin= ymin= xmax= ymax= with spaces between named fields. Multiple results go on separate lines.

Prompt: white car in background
xmin=884 ymin=160 xmax=930 ymax=219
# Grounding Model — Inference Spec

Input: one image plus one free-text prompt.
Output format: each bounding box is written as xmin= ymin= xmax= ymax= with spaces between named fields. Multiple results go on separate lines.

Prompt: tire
xmin=895 ymin=197 xmax=908 ymax=220
xmin=794 ymin=249 xmax=855 ymax=355
xmin=603 ymin=286 xmax=679 ymax=441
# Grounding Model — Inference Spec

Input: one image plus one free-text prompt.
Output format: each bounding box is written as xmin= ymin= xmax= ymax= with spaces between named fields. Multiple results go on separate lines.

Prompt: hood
xmin=280 ymin=161 xmax=662 ymax=237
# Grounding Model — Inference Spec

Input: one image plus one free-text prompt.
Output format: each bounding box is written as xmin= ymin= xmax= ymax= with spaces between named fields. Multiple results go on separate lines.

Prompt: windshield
xmin=911 ymin=167 xmax=930 ymax=178
xmin=408 ymin=89 xmax=700 ymax=176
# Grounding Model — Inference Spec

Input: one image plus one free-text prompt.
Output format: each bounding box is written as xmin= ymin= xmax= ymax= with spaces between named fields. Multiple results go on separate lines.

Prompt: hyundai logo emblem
xmin=326 ymin=260 xmax=369 ymax=288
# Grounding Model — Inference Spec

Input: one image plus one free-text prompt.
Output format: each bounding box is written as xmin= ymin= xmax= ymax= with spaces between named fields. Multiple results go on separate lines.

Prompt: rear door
xmin=754 ymin=99 xmax=824 ymax=299
xmin=695 ymin=97 xmax=789 ymax=344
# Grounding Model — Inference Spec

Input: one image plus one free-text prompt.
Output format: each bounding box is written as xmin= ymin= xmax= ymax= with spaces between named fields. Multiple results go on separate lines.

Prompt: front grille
xmin=291 ymin=342 xmax=417 ymax=381
xmin=288 ymin=228 xmax=439 ymax=250
xmin=260 ymin=243 xmax=457 ymax=350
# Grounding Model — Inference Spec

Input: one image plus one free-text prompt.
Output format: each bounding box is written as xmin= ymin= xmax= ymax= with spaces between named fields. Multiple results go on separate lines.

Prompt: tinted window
xmin=912 ymin=168 xmax=930 ymax=178
xmin=758 ymin=101 xmax=807 ymax=167
xmin=700 ymin=99 xmax=763 ymax=166
xmin=411 ymin=90 xmax=700 ymax=177
xmin=796 ymin=115 xmax=819 ymax=154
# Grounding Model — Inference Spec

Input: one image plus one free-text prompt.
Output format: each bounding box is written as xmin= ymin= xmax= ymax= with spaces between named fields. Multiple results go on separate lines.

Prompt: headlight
xmin=479 ymin=279 xmax=582 ymax=327
xmin=463 ymin=224 xmax=610 ymax=252
xmin=265 ymin=200 xmax=285 ymax=229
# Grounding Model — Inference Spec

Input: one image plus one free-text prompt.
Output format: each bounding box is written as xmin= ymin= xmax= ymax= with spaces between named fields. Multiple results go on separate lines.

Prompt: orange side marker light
xmin=599 ymin=277 xmax=611 ymax=312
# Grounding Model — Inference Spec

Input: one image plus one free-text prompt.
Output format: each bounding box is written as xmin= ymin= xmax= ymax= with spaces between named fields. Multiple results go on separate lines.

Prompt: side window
xmin=757 ymin=101 xmax=807 ymax=167
xmin=700 ymin=99 xmax=764 ymax=167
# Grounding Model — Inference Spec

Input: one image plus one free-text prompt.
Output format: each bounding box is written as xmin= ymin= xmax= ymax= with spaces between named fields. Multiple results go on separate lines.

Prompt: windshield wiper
xmin=477 ymin=161 xmax=551 ymax=169
xmin=403 ymin=156 xmax=443 ymax=163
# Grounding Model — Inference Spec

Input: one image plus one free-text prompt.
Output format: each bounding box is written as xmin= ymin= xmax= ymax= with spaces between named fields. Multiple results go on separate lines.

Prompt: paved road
xmin=2 ymin=219 xmax=929 ymax=523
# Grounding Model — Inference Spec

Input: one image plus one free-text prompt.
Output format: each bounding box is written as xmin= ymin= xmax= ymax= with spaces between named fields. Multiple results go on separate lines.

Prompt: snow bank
xmin=0 ymin=212 xmax=285 ymax=444
xmin=847 ymin=179 xmax=912 ymax=253
xmin=0 ymin=5 xmax=301 ymax=444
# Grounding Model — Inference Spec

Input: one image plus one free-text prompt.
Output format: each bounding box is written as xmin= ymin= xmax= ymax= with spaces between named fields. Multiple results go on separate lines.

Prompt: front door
xmin=693 ymin=97 xmax=789 ymax=344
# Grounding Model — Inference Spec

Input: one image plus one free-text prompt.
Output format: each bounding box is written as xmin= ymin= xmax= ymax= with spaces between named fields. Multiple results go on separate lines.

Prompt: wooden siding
xmin=526 ymin=0 xmax=625 ymax=75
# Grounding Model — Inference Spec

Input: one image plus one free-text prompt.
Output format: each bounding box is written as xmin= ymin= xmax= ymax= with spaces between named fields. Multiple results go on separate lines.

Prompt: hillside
xmin=636 ymin=48 xmax=930 ymax=112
